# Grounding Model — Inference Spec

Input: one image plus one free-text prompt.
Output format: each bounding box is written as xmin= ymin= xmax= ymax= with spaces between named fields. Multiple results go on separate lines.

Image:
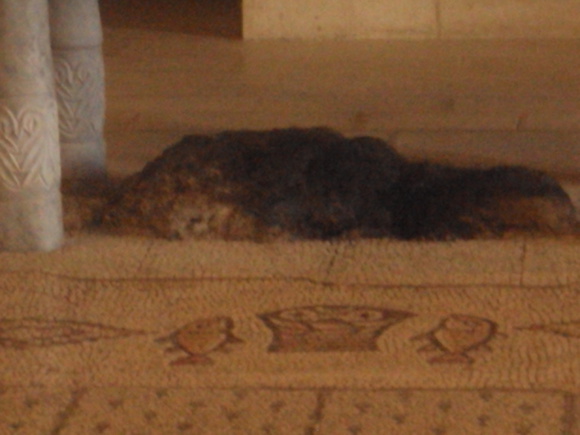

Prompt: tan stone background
xmin=244 ymin=0 xmax=580 ymax=39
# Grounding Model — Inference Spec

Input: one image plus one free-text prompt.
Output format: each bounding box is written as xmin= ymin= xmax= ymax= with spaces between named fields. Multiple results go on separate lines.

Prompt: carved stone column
xmin=0 ymin=0 xmax=63 ymax=251
xmin=49 ymin=0 xmax=106 ymax=190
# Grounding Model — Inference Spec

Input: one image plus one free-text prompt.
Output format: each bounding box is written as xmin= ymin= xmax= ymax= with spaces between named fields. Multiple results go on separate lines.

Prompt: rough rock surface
xmin=99 ymin=127 xmax=578 ymax=241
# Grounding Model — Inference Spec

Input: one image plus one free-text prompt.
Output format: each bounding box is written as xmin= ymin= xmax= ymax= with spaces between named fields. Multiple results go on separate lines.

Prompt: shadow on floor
xmin=99 ymin=0 xmax=242 ymax=38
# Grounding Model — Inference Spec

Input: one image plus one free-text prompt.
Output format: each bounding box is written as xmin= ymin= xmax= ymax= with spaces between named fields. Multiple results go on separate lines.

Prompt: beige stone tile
xmin=238 ymin=39 xmax=580 ymax=94
xmin=390 ymin=131 xmax=580 ymax=178
xmin=0 ymin=387 xmax=72 ymax=434
xmin=60 ymin=387 xmax=318 ymax=434
xmin=0 ymin=235 xmax=152 ymax=279
xmin=328 ymin=240 xmax=524 ymax=285
xmin=138 ymin=239 xmax=341 ymax=280
xmin=321 ymin=390 xmax=570 ymax=434
xmin=0 ymin=237 xmax=527 ymax=288
xmin=106 ymin=91 xmax=518 ymax=134
xmin=522 ymin=239 xmax=580 ymax=286
xmin=243 ymin=0 xmax=351 ymax=40
xmin=244 ymin=0 xmax=437 ymax=39
xmin=523 ymin=104 xmax=580 ymax=131
xmin=365 ymin=95 xmax=518 ymax=130
xmin=102 ymin=27 xmax=580 ymax=134
xmin=440 ymin=0 xmax=580 ymax=38
xmin=386 ymin=95 xmax=580 ymax=131
xmin=107 ymin=53 xmax=576 ymax=133
xmin=352 ymin=0 xmax=437 ymax=39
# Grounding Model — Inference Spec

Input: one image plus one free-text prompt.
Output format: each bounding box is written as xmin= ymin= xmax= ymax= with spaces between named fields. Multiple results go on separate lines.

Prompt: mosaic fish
xmin=412 ymin=314 xmax=498 ymax=364
xmin=157 ymin=316 xmax=244 ymax=365
xmin=0 ymin=318 xmax=144 ymax=349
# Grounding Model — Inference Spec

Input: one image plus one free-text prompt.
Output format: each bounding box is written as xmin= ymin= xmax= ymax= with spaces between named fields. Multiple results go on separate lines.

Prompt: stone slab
xmin=0 ymin=235 xmax=152 ymax=279
xmin=390 ymin=130 xmax=580 ymax=180
xmin=138 ymin=240 xmax=343 ymax=280
xmin=440 ymin=0 xmax=580 ymax=38
xmin=243 ymin=0 xmax=580 ymax=40
xmin=103 ymin=29 xmax=580 ymax=137
xmin=522 ymin=240 xmax=580 ymax=286
xmin=328 ymin=240 xmax=524 ymax=286
xmin=243 ymin=0 xmax=437 ymax=40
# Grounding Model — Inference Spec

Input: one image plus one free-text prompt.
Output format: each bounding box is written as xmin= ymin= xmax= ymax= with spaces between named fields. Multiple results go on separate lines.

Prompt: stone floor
xmin=0 ymin=236 xmax=579 ymax=434
xmin=103 ymin=32 xmax=580 ymax=181
xmin=100 ymin=28 xmax=580 ymax=218
xmin=1 ymin=387 xmax=577 ymax=434
xmin=3 ymin=2 xmax=580 ymax=434
xmin=99 ymin=1 xmax=580 ymax=192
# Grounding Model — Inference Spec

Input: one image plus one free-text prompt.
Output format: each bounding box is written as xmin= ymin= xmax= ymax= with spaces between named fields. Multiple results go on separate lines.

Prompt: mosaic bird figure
xmin=157 ymin=316 xmax=244 ymax=365
xmin=412 ymin=314 xmax=498 ymax=364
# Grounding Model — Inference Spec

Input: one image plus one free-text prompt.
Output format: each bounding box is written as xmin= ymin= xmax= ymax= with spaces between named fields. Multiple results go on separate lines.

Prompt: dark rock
xmin=99 ymin=127 xmax=578 ymax=241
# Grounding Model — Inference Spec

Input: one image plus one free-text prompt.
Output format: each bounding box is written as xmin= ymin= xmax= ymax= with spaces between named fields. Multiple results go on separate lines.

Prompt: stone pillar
xmin=49 ymin=0 xmax=106 ymax=191
xmin=0 ymin=0 xmax=63 ymax=251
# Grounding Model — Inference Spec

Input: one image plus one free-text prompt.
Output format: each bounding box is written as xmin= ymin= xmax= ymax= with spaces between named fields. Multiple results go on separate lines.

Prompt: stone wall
xmin=243 ymin=0 xmax=580 ymax=39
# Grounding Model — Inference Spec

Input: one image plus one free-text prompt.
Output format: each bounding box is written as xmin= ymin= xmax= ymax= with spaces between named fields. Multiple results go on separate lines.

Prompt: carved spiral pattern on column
xmin=0 ymin=102 xmax=60 ymax=191
xmin=53 ymin=51 xmax=105 ymax=142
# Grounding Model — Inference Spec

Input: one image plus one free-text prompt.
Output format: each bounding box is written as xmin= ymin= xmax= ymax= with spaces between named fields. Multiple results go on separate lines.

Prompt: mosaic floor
xmin=0 ymin=237 xmax=578 ymax=433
